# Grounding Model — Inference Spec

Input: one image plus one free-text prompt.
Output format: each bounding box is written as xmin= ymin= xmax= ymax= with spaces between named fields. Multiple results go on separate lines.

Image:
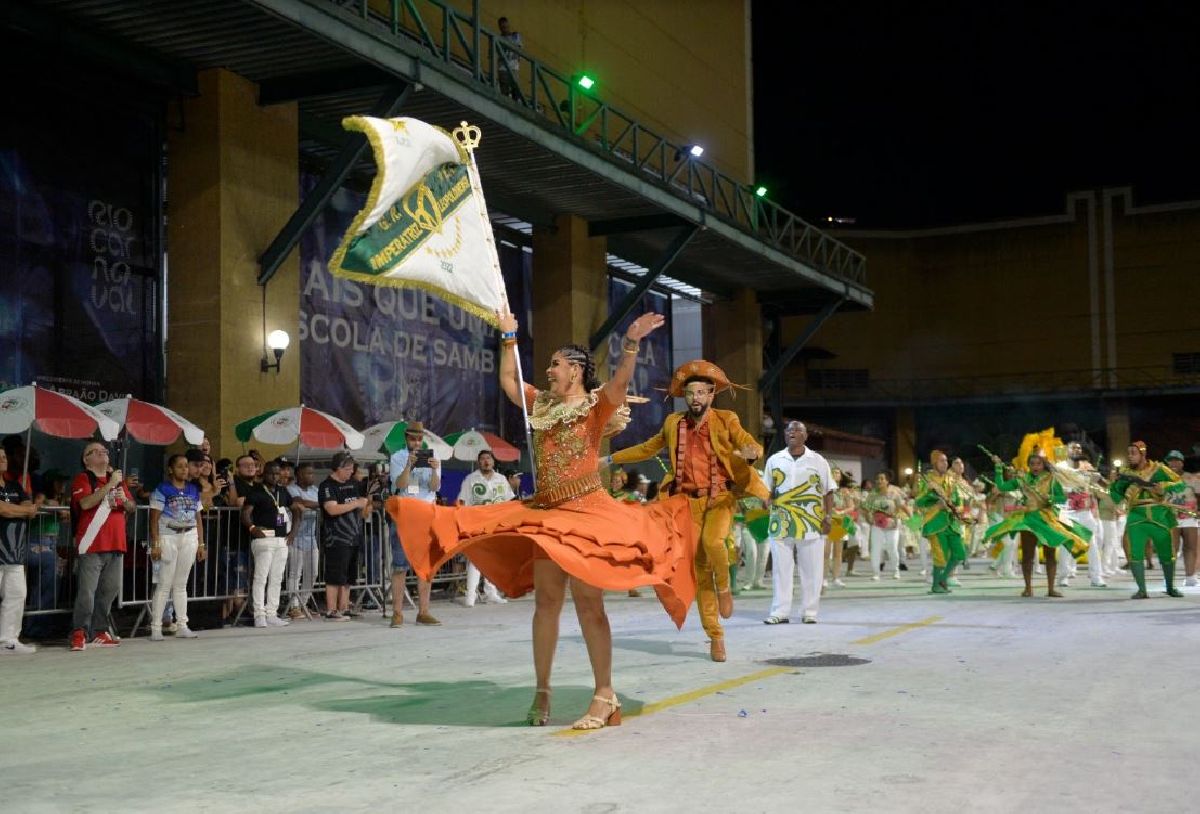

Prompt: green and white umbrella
xmin=362 ymin=420 xmax=452 ymax=460
xmin=234 ymin=405 xmax=364 ymax=450
xmin=444 ymin=429 xmax=521 ymax=462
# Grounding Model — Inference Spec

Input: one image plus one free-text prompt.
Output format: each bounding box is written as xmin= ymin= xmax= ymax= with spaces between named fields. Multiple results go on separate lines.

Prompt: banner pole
xmin=456 ymin=121 xmax=538 ymax=491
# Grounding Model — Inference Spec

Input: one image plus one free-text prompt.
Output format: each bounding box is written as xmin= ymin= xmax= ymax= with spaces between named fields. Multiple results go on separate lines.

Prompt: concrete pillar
xmin=530 ymin=214 xmax=608 ymax=379
xmin=1105 ymin=398 xmax=1131 ymax=462
xmin=702 ymin=288 xmax=763 ymax=439
xmin=166 ymin=68 xmax=300 ymax=458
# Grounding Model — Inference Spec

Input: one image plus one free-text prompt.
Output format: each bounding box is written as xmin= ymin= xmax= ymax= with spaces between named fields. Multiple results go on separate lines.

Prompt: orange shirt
xmin=678 ymin=416 xmax=729 ymax=490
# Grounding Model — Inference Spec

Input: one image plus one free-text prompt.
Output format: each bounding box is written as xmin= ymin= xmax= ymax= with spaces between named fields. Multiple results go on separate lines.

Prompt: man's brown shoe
xmin=415 ymin=612 xmax=442 ymax=626
xmin=717 ymin=589 xmax=734 ymax=619
xmin=710 ymin=638 xmax=726 ymax=662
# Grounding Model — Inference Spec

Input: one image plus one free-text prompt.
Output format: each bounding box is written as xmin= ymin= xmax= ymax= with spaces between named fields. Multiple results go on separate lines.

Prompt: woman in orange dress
xmin=387 ymin=310 xmax=696 ymax=730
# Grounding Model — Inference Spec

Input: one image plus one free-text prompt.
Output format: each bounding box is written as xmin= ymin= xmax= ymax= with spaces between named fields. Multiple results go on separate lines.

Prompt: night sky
xmin=752 ymin=2 xmax=1200 ymax=227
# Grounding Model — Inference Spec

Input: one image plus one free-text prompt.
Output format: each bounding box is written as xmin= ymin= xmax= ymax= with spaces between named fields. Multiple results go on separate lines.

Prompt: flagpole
xmin=455 ymin=121 xmax=538 ymax=491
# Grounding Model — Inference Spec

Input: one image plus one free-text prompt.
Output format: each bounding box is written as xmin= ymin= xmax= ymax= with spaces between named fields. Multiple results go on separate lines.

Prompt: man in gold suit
xmin=609 ymin=360 xmax=768 ymax=662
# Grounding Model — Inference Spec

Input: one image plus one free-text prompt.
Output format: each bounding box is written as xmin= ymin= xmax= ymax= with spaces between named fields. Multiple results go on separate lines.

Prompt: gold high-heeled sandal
xmin=571 ymin=693 xmax=622 ymax=730
xmin=526 ymin=688 xmax=551 ymax=726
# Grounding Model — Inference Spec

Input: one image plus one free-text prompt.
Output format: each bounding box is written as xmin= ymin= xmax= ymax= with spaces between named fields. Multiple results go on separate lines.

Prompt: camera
xmin=413 ymin=448 xmax=434 ymax=467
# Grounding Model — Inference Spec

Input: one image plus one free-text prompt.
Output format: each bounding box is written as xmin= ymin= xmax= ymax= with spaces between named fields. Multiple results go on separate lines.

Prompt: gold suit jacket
xmin=611 ymin=409 xmax=769 ymax=501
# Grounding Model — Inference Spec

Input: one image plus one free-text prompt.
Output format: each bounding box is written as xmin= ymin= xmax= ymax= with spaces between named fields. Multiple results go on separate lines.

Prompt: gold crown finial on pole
xmin=452 ymin=121 xmax=482 ymax=151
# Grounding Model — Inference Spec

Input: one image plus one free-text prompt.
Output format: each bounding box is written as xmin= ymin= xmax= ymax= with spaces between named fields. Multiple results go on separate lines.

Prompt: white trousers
xmin=251 ymin=537 xmax=289 ymax=620
xmin=464 ymin=561 xmax=502 ymax=605
xmin=768 ymin=536 xmax=824 ymax=620
xmin=287 ymin=546 xmax=320 ymax=609
xmin=918 ymin=536 xmax=931 ymax=574
xmin=1063 ymin=509 xmax=1101 ymax=582
xmin=995 ymin=534 xmax=1018 ymax=576
xmin=1100 ymin=519 xmax=1122 ymax=573
xmin=0 ymin=564 xmax=27 ymax=643
xmin=738 ymin=526 xmax=770 ymax=587
xmin=151 ymin=531 xmax=199 ymax=630
xmin=869 ymin=526 xmax=902 ymax=576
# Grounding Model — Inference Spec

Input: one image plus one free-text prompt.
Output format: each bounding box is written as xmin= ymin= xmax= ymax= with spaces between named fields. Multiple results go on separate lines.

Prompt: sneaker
xmin=1186 ymin=576 xmax=1198 ymax=588
xmin=176 ymin=626 xmax=199 ymax=639
xmin=455 ymin=597 xmax=476 ymax=607
xmin=893 ymin=572 xmax=902 ymax=580
xmin=344 ymin=609 xmax=361 ymax=618
xmin=415 ymin=612 xmax=442 ymax=626
xmin=70 ymin=629 xmax=87 ymax=651
xmin=871 ymin=575 xmax=881 ymax=582
xmin=149 ymin=628 xmax=165 ymax=642
xmin=947 ymin=578 xmax=962 ymax=588
xmin=833 ymin=578 xmax=846 ymax=588
xmin=801 ymin=615 xmax=817 ymax=624
xmin=254 ymin=617 xmax=268 ymax=628
xmin=1 ymin=640 xmax=36 ymax=654
xmin=91 ymin=631 xmax=119 ymax=648
xmin=164 ymin=622 xmax=178 ymax=635
xmin=1090 ymin=579 xmax=1107 ymax=588
xmin=287 ymin=606 xmax=305 ymax=619
xmin=482 ymin=593 xmax=508 ymax=605
xmin=266 ymin=616 xmax=290 ymax=627
xmin=325 ymin=611 xmax=350 ymax=622
xmin=1057 ymin=576 xmax=1071 ymax=587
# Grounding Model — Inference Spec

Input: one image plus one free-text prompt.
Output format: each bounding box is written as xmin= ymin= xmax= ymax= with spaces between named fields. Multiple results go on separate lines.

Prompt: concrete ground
xmin=6 ymin=562 xmax=1199 ymax=813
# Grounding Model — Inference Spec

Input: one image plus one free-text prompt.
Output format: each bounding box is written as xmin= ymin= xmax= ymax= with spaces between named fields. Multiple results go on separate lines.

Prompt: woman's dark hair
xmin=166 ymin=453 xmax=188 ymax=469
xmin=645 ymin=482 xmax=659 ymax=502
xmin=555 ymin=343 xmax=599 ymax=390
xmin=877 ymin=469 xmax=894 ymax=483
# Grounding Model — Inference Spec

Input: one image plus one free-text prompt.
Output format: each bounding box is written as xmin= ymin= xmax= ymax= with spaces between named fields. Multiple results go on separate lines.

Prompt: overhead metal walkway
xmin=17 ymin=0 xmax=872 ymax=314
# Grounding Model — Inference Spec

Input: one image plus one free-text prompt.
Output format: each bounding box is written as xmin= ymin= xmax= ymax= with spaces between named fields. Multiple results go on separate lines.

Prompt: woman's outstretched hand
xmin=625 ymin=313 xmax=665 ymax=342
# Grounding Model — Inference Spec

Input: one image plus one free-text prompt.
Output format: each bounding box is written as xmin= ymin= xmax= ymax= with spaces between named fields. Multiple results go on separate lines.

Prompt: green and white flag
xmin=329 ymin=116 xmax=506 ymax=324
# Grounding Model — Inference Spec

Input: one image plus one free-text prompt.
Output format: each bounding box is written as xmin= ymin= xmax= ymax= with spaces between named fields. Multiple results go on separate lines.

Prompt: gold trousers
xmin=689 ymin=492 xmax=735 ymax=641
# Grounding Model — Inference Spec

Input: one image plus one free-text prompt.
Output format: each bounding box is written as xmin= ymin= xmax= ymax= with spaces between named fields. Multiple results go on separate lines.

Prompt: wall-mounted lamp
xmin=261 ymin=329 xmax=290 ymax=373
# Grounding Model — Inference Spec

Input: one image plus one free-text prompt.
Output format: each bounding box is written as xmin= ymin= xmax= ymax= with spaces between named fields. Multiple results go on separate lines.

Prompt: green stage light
xmin=577 ymin=74 xmax=595 ymax=91
xmin=755 ymin=186 xmax=768 ymax=198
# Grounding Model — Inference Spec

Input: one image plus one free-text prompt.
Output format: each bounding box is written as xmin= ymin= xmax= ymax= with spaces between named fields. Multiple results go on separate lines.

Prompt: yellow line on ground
xmin=850 ymin=614 xmax=943 ymax=645
xmin=554 ymin=665 xmax=792 ymax=738
xmin=557 ymin=616 xmax=943 ymax=736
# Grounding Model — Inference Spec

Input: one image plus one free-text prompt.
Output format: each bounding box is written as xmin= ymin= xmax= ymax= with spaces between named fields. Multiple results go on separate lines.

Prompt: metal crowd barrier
xmin=19 ymin=502 xmax=467 ymax=636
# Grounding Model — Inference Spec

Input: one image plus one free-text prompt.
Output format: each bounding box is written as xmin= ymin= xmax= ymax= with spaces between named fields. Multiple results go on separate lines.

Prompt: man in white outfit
xmin=456 ymin=450 xmax=512 ymax=606
xmin=240 ymin=462 xmax=298 ymax=628
xmin=763 ymin=421 xmax=834 ymax=625
xmin=1058 ymin=443 xmax=1105 ymax=588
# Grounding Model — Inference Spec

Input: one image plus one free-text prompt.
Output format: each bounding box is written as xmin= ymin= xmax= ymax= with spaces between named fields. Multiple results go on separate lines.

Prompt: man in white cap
xmin=762 ymin=421 xmax=834 ymax=624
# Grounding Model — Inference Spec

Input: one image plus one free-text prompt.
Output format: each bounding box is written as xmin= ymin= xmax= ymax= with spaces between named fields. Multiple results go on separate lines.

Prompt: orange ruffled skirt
xmin=387 ymin=491 xmax=697 ymax=628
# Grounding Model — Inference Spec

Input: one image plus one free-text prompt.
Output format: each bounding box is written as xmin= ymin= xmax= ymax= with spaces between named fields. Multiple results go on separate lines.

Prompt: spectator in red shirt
xmin=68 ymin=441 xmax=135 ymax=651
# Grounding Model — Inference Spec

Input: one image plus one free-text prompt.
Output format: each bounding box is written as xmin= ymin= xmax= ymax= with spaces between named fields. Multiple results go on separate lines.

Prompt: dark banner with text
xmin=0 ymin=83 xmax=161 ymax=402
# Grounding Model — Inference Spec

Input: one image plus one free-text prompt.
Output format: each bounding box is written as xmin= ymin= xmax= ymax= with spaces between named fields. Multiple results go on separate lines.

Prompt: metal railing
xmin=18 ymin=504 xmax=466 ymax=637
xmin=324 ymin=0 xmax=867 ymax=285
xmin=785 ymin=365 xmax=1200 ymax=405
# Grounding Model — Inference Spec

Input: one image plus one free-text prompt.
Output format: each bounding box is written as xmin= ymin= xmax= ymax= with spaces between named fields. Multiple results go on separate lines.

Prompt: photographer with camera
xmin=386 ymin=422 xmax=441 ymax=627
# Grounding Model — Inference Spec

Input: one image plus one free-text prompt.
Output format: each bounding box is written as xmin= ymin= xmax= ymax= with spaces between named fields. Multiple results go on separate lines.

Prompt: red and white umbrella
xmin=235 ymin=405 xmax=364 ymax=450
xmin=0 ymin=384 xmax=120 ymax=440
xmin=95 ymin=396 xmax=205 ymax=446
xmin=0 ymin=383 xmax=121 ymax=487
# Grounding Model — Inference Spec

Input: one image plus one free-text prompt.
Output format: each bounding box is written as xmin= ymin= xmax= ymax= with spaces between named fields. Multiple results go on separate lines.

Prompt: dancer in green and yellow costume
xmin=1110 ymin=441 xmax=1186 ymax=599
xmin=983 ymin=452 xmax=1090 ymax=598
xmin=915 ymin=450 xmax=971 ymax=594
